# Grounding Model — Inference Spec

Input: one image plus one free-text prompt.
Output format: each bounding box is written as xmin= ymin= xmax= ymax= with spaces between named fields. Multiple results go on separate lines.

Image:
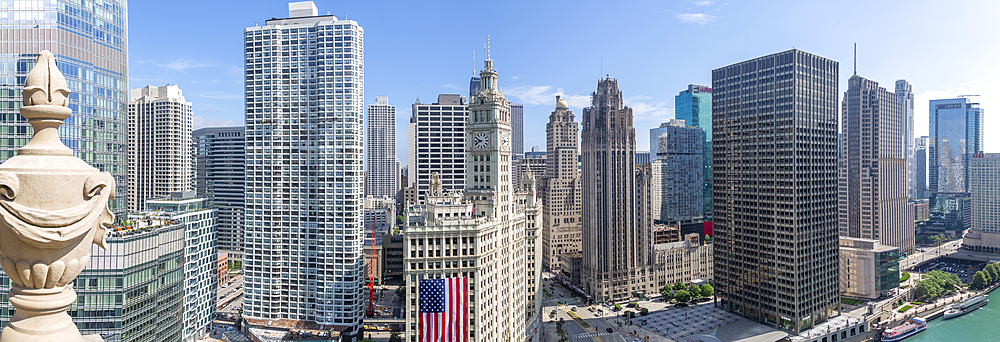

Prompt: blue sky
xmin=129 ymin=0 xmax=1000 ymax=166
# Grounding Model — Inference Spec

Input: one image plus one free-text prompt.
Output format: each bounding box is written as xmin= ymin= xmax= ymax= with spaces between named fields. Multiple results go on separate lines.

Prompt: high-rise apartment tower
xmin=407 ymin=95 xmax=468 ymax=203
xmin=712 ymin=50 xmax=840 ymax=333
xmin=929 ymin=98 xmax=984 ymax=194
xmin=915 ymin=136 xmax=930 ymax=199
xmin=511 ymin=103 xmax=524 ymax=157
xmin=366 ymin=96 xmax=397 ymax=197
xmin=128 ymin=84 xmax=193 ymax=212
xmin=242 ymin=1 xmax=366 ymax=334
xmin=895 ymin=80 xmax=916 ymax=199
xmin=673 ymin=84 xmax=713 ymax=214
xmin=194 ymin=126 xmax=246 ymax=263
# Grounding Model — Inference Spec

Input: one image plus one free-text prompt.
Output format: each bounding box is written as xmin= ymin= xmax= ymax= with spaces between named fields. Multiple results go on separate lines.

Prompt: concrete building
xmin=128 ymin=85 xmax=193 ymax=212
xmin=896 ymin=80 xmax=916 ymax=200
xmin=193 ymin=126 xmax=245 ymax=263
xmin=962 ymin=154 xmax=1000 ymax=251
xmin=914 ymin=199 xmax=930 ymax=222
xmin=142 ymin=192 xmax=218 ymax=342
xmin=653 ymin=224 xmax=682 ymax=244
xmin=712 ymin=50 xmax=840 ymax=333
xmin=929 ymin=98 xmax=984 ymax=194
xmin=674 ymin=84 xmax=714 ymax=214
xmin=408 ymin=94 xmax=468 ymax=203
xmin=839 ymin=74 xmax=914 ymax=254
xmin=0 ymin=0 xmax=128 ymax=214
xmin=513 ymin=152 xmax=545 ymax=191
xmin=839 ymin=237 xmax=900 ymax=300
xmin=651 ymin=241 xmax=714 ymax=287
xmin=650 ymin=119 xmax=704 ymax=223
xmin=367 ymin=96 xmax=398 ymax=198
xmin=541 ymin=96 xmax=582 ymax=271
xmin=580 ymin=78 xmax=655 ymax=302
xmin=512 ymin=103 xmax=524 ymax=157
xmin=915 ymin=136 xmax=930 ymax=199
xmin=242 ymin=2 xmax=366 ymax=336
xmin=404 ymin=53 xmax=543 ymax=341
xmin=381 ymin=233 xmax=404 ymax=284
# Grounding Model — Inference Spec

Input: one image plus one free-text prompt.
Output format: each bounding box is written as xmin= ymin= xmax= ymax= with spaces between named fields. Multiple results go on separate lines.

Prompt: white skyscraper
xmin=367 ymin=96 xmax=397 ymax=197
xmin=407 ymin=94 xmax=468 ymax=203
xmin=127 ymin=84 xmax=193 ymax=212
xmin=242 ymin=1 xmax=366 ymax=336
xmin=896 ymin=80 xmax=916 ymax=199
xmin=964 ymin=153 xmax=1000 ymax=251
xmin=404 ymin=50 xmax=543 ymax=341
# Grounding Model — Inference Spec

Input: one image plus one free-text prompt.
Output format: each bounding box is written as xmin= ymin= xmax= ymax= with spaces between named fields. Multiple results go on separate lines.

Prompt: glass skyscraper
xmin=929 ymin=98 xmax=983 ymax=194
xmin=0 ymin=0 xmax=128 ymax=214
xmin=242 ymin=1 xmax=365 ymax=335
xmin=674 ymin=84 xmax=712 ymax=214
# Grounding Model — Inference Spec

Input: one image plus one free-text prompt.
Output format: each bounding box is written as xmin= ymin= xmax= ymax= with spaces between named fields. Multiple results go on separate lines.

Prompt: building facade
xmin=143 ymin=193 xmax=218 ymax=342
xmin=839 ymin=75 xmax=914 ymax=254
xmin=541 ymin=96 xmax=582 ymax=271
xmin=915 ymin=136 xmax=930 ymax=199
xmin=712 ymin=50 xmax=840 ymax=333
xmin=962 ymin=154 xmax=1000 ymax=251
xmin=511 ymin=103 xmax=524 ymax=157
xmin=651 ymin=241 xmax=714 ymax=287
xmin=674 ymin=84 xmax=713 ymax=214
xmin=193 ymin=126 xmax=246 ymax=263
xmin=929 ymin=98 xmax=984 ymax=194
xmin=403 ymin=53 xmax=543 ymax=341
xmin=128 ymin=84 xmax=193 ymax=212
xmin=650 ymin=120 xmax=704 ymax=223
xmin=407 ymin=94 xmax=468 ymax=203
xmin=512 ymin=152 xmax=545 ymax=194
xmin=366 ymin=96 xmax=398 ymax=198
xmin=580 ymin=78 xmax=655 ymax=302
xmin=895 ymin=80 xmax=916 ymax=200
xmin=838 ymin=237 xmax=900 ymax=300
xmin=0 ymin=0 xmax=129 ymax=214
xmin=242 ymin=1 xmax=366 ymax=334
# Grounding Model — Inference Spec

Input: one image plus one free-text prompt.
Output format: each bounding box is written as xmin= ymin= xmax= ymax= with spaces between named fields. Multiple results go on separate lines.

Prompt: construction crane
xmin=958 ymin=95 xmax=980 ymax=98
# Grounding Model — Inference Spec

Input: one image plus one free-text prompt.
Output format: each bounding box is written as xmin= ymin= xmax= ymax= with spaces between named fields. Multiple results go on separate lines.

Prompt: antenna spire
xmin=853 ymin=43 xmax=857 ymax=76
xmin=473 ymin=50 xmax=476 ymax=76
xmin=487 ymin=35 xmax=491 ymax=59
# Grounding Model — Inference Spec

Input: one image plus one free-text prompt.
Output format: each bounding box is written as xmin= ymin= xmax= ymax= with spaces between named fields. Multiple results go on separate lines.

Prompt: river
xmin=904 ymin=290 xmax=1000 ymax=342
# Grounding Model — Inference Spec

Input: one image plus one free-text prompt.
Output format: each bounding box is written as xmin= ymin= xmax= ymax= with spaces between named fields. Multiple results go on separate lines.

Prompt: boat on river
xmin=881 ymin=317 xmax=927 ymax=342
xmin=943 ymin=295 xmax=988 ymax=319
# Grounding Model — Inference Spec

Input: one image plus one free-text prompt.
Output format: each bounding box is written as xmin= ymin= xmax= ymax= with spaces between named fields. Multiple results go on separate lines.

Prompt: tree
xmin=624 ymin=310 xmax=636 ymax=319
xmin=614 ymin=303 xmax=622 ymax=311
xmin=983 ymin=269 xmax=994 ymax=285
xmin=971 ymin=271 xmax=989 ymax=290
xmin=674 ymin=290 xmax=691 ymax=303
xmin=987 ymin=264 xmax=1000 ymax=283
xmin=396 ymin=280 xmax=407 ymax=301
xmin=640 ymin=307 xmax=649 ymax=316
xmin=700 ymin=284 xmax=714 ymax=298
xmin=660 ymin=287 xmax=673 ymax=301
xmin=673 ymin=281 xmax=686 ymax=291
xmin=396 ymin=214 xmax=404 ymax=225
xmin=688 ymin=284 xmax=703 ymax=298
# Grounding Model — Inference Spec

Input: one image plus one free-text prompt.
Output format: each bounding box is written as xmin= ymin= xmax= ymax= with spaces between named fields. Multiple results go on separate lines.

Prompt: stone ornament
xmin=0 ymin=50 xmax=115 ymax=342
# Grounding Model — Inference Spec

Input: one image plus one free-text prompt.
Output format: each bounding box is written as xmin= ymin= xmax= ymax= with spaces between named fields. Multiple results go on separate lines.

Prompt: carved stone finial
xmin=0 ymin=51 xmax=115 ymax=342
xmin=430 ymin=172 xmax=442 ymax=197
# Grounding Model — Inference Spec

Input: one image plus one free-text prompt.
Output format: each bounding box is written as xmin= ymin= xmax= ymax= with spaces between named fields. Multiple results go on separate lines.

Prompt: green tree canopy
xmin=700 ymin=284 xmax=714 ymax=298
xmin=971 ymin=271 xmax=989 ymax=290
xmin=673 ymin=281 xmax=686 ymax=291
xmin=987 ymin=264 xmax=1000 ymax=283
xmin=660 ymin=287 xmax=673 ymax=301
xmin=674 ymin=290 xmax=691 ymax=303
xmin=688 ymin=284 xmax=703 ymax=298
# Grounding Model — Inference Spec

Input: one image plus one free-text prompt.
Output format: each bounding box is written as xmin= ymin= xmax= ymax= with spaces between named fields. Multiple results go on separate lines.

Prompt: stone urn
xmin=0 ymin=51 xmax=114 ymax=342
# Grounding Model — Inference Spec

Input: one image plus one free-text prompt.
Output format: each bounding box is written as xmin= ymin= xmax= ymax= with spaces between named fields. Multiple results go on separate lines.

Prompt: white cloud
xmin=674 ymin=13 xmax=716 ymax=24
xmin=511 ymin=75 xmax=521 ymax=80
xmin=193 ymin=116 xmax=242 ymax=129
xmin=624 ymin=96 xmax=672 ymax=123
xmin=503 ymin=86 xmax=590 ymax=108
xmin=140 ymin=59 xmax=214 ymax=71
xmin=695 ymin=0 xmax=713 ymax=5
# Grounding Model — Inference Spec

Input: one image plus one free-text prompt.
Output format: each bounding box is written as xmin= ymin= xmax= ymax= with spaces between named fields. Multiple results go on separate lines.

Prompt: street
xmin=901 ymin=240 xmax=962 ymax=270
xmin=218 ymin=275 xmax=244 ymax=314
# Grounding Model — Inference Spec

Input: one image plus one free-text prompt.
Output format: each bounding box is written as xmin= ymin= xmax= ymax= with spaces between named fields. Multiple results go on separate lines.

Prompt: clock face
xmin=475 ymin=132 xmax=489 ymax=149
xmin=502 ymin=132 xmax=510 ymax=151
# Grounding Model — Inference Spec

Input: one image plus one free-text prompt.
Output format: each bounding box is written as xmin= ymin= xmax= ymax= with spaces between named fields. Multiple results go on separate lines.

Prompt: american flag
xmin=419 ymin=277 xmax=468 ymax=342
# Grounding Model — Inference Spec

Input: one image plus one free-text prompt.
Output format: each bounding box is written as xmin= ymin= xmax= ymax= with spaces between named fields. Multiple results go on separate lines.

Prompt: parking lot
xmin=912 ymin=258 xmax=985 ymax=284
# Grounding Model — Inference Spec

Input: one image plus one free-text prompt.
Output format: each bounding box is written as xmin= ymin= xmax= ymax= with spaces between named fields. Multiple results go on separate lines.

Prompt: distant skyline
xmin=127 ymin=0 xmax=1000 ymax=165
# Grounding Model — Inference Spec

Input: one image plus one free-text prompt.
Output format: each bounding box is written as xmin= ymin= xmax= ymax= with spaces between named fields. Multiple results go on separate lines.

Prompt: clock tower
xmin=466 ymin=41 xmax=512 ymax=219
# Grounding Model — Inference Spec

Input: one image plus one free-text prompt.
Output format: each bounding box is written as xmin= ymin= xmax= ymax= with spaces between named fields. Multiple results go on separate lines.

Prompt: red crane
xmin=367 ymin=217 xmax=376 ymax=316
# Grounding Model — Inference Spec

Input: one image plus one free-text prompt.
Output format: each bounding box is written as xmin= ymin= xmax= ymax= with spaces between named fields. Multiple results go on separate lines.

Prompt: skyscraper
xmin=915 ymin=136 xmax=930 ymax=199
xmin=650 ymin=119 xmax=704 ymax=223
xmin=963 ymin=153 xmax=1000 ymax=251
xmin=581 ymin=78 xmax=654 ymax=302
xmin=403 ymin=51 xmax=543 ymax=341
xmin=712 ymin=50 xmax=840 ymax=333
xmin=511 ymin=103 xmax=524 ymax=157
xmin=541 ymin=96 xmax=582 ymax=271
xmin=895 ymin=80 xmax=916 ymax=199
xmin=243 ymin=1 xmax=365 ymax=334
xmin=407 ymin=94 xmax=468 ymax=203
xmin=194 ymin=126 xmax=246 ymax=263
xmin=674 ymin=84 xmax=713 ymax=214
xmin=0 ymin=0 xmax=128 ymax=214
xmin=128 ymin=84 xmax=193 ymax=212
xmin=469 ymin=76 xmax=481 ymax=100
xmin=366 ymin=96 xmax=397 ymax=197
xmin=929 ymin=97 xmax=984 ymax=194
xmin=839 ymin=74 xmax=914 ymax=254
